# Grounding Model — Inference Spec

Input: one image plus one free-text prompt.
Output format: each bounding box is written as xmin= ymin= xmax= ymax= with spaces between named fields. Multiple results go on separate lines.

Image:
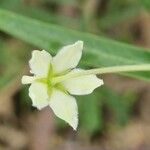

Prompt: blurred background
xmin=0 ymin=0 xmax=150 ymax=150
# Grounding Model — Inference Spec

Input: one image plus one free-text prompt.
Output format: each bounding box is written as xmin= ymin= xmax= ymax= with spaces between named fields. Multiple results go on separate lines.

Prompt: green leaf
xmin=99 ymin=7 xmax=141 ymax=30
xmin=44 ymin=0 xmax=78 ymax=5
xmin=77 ymin=87 xmax=136 ymax=134
xmin=139 ymin=0 xmax=150 ymax=10
xmin=100 ymin=87 xmax=136 ymax=125
xmin=0 ymin=5 xmax=80 ymax=29
xmin=78 ymin=92 xmax=103 ymax=134
xmin=0 ymin=9 xmax=149 ymax=80
xmin=0 ymin=0 xmax=21 ymax=8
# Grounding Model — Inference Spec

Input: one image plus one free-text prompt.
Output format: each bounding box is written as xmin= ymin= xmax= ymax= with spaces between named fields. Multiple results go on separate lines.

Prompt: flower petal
xmin=52 ymin=41 xmax=83 ymax=74
xmin=21 ymin=75 xmax=35 ymax=84
xmin=29 ymin=82 xmax=49 ymax=110
xmin=29 ymin=50 xmax=52 ymax=76
xmin=62 ymin=69 xmax=104 ymax=95
xmin=49 ymin=89 xmax=78 ymax=130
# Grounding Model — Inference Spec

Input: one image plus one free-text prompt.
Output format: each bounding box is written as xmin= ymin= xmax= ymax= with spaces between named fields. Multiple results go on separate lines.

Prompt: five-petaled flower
xmin=22 ymin=41 xmax=104 ymax=130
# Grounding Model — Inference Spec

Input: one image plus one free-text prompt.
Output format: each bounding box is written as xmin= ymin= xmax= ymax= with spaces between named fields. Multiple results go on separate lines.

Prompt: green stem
xmin=52 ymin=64 xmax=150 ymax=84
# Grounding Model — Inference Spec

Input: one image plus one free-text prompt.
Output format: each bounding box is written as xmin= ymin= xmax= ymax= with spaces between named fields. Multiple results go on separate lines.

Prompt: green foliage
xmin=100 ymin=87 xmax=136 ymax=125
xmin=77 ymin=87 xmax=136 ymax=134
xmin=78 ymin=92 xmax=103 ymax=134
xmin=140 ymin=0 xmax=150 ymax=10
xmin=99 ymin=7 xmax=141 ymax=30
xmin=0 ymin=0 xmax=149 ymax=136
xmin=46 ymin=0 xmax=78 ymax=5
xmin=0 ymin=4 xmax=79 ymax=29
xmin=0 ymin=0 xmax=21 ymax=9
xmin=98 ymin=0 xmax=148 ymax=32
xmin=0 ymin=9 xmax=149 ymax=81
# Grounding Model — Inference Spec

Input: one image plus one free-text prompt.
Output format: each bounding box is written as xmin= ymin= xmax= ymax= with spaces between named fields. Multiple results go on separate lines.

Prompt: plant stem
xmin=52 ymin=64 xmax=150 ymax=84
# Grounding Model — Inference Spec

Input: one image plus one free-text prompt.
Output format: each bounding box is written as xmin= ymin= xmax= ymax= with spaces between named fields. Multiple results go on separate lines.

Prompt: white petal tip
xmin=21 ymin=77 xmax=26 ymax=84
xmin=73 ymin=127 xmax=77 ymax=131
xmin=94 ymin=78 xmax=104 ymax=91
xmin=70 ymin=120 xmax=78 ymax=131
xmin=29 ymin=50 xmax=43 ymax=64
xmin=21 ymin=75 xmax=34 ymax=84
xmin=99 ymin=79 xmax=104 ymax=86
xmin=29 ymin=49 xmax=52 ymax=76
xmin=29 ymin=82 xmax=49 ymax=110
xmin=30 ymin=50 xmax=40 ymax=58
xmin=32 ymin=104 xmax=42 ymax=110
xmin=75 ymin=40 xmax=83 ymax=48
xmin=73 ymin=125 xmax=78 ymax=131
xmin=41 ymin=49 xmax=48 ymax=53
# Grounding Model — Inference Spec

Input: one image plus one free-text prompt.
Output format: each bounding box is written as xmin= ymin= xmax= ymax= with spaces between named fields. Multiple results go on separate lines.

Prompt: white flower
xmin=21 ymin=41 xmax=104 ymax=130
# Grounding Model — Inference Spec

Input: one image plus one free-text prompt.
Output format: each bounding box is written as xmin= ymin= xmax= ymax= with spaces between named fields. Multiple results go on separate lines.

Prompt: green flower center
xmin=36 ymin=64 xmax=67 ymax=96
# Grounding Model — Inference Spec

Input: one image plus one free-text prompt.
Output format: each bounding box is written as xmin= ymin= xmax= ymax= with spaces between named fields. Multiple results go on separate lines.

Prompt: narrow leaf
xmin=0 ymin=9 xmax=149 ymax=80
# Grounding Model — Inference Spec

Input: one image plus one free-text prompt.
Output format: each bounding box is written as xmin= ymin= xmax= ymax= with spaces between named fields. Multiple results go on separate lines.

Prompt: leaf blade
xmin=0 ymin=9 xmax=149 ymax=80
